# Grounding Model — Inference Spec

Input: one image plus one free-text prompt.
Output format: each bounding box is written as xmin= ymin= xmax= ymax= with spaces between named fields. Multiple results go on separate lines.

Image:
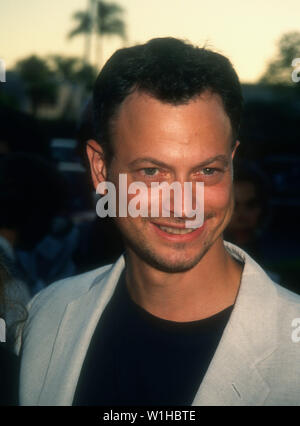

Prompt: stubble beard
xmin=115 ymin=197 xmax=235 ymax=273
xmin=117 ymin=217 xmax=216 ymax=274
xmin=126 ymin=237 xmax=212 ymax=273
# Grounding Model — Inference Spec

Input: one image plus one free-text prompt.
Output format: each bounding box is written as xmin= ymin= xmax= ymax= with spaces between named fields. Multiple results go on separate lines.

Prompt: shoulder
xmin=17 ymin=262 xmax=114 ymax=354
xmin=225 ymin=240 xmax=300 ymax=305
xmin=225 ymin=240 xmax=300 ymax=331
xmin=260 ymin=282 xmax=300 ymax=404
xmin=271 ymin=281 xmax=300 ymax=343
xmin=28 ymin=263 xmax=113 ymax=315
xmin=272 ymin=283 xmax=300 ymax=347
xmin=274 ymin=282 xmax=300 ymax=312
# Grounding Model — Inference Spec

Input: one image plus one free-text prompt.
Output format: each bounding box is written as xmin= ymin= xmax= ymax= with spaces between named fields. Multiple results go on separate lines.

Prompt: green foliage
xmin=48 ymin=55 xmax=97 ymax=89
xmin=68 ymin=0 xmax=126 ymax=65
xmin=75 ymin=63 xmax=98 ymax=90
xmin=68 ymin=1 xmax=126 ymax=39
xmin=11 ymin=54 xmax=97 ymax=118
xmin=68 ymin=11 xmax=92 ymax=39
xmin=15 ymin=55 xmax=58 ymax=115
xmin=68 ymin=0 xmax=126 ymax=39
xmin=49 ymin=56 xmax=80 ymax=81
xmin=259 ymin=32 xmax=300 ymax=86
xmin=0 ymin=88 xmax=20 ymax=110
xmin=97 ymin=1 xmax=126 ymax=39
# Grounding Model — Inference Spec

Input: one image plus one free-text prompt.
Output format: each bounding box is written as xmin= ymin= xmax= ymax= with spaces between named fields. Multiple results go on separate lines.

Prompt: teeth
xmin=159 ymin=225 xmax=195 ymax=234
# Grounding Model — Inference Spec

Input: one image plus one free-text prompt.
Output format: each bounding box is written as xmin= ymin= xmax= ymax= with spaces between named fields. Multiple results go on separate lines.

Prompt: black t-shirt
xmin=73 ymin=272 xmax=233 ymax=406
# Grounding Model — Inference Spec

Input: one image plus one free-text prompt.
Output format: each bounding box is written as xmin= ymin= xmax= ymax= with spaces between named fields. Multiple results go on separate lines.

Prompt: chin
xmin=125 ymin=236 xmax=212 ymax=273
xmin=140 ymin=253 xmax=202 ymax=273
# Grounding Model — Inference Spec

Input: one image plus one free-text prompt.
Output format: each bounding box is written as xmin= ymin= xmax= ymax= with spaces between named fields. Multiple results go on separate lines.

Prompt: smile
xmin=157 ymin=225 xmax=195 ymax=234
xmin=150 ymin=221 xmax=206 ymax=242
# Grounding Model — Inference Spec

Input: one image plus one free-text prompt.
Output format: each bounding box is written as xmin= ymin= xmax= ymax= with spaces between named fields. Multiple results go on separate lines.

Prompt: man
xmin=19 ymin=38 xmax=300 ymax=406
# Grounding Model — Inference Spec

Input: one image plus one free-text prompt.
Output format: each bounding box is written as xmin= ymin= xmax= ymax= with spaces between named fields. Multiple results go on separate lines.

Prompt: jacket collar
xmin=38 ymin=242 xmax=278 ymax=405
xmin=192 ymin=242 xmax=278 ymax=405
xmin=37 ymin=255 xmax=125 ymax=405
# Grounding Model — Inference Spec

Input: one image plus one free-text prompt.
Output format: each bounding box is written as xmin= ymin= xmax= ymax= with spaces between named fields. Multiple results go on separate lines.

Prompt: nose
xmin=162 ymin=179 xmax=204 ymax=228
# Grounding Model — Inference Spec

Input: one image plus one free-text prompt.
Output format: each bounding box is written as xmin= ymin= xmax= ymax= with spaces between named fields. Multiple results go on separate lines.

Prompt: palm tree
xmin=68 ymin=0 xmax=126 ymax=68
xmin=48 ymin=55 xmax=98 ymax=118
xmin=49 ymin=55 xmax=98 ymax=88
xmin=49 ymin=55 xmax=80 ymax=83
xmin=15 ymin=55 xmax=58 ymax=116
xmin=68 ymin=5 xmax=93 ymax=65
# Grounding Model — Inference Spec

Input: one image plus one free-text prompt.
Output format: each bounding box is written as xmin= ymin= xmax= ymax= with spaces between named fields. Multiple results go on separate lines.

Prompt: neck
xmin=125 ymin=238 xmax=243 ymax=322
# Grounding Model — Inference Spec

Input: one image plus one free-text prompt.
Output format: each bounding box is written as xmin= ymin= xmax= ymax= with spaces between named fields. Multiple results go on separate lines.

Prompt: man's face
xmin=95 ymin=90 xmax=237 ymax=272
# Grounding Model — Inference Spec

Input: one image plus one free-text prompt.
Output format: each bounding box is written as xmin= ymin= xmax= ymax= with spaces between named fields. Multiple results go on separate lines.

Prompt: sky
xmin=0 ymin=0 xmax=300 ymax=83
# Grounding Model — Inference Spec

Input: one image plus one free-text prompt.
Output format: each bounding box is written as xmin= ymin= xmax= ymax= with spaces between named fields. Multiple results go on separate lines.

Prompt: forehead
xmin=112 ymin=90 xmax=232 ymax=162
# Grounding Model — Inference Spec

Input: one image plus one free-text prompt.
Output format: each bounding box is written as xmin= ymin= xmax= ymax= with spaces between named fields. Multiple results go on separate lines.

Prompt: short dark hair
xmin=93 ymin=37 xmax=243 ymax=163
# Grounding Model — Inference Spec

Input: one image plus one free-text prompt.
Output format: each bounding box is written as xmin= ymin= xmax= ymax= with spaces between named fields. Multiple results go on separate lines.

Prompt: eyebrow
xmin=128 ymin=155 xmax=229 ymax=170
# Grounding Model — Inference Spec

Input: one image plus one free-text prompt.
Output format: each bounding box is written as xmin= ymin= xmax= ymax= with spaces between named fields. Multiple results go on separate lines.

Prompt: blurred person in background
xmin=0 ymin=257 xmax=26 ymax=405
xmin=224 ymin=161 xmax=280 ymax=282
xmin=0 ymin=153 xmax=78 ymax=296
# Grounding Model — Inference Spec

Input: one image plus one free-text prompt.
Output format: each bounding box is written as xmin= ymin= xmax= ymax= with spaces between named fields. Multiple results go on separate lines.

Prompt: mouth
xmin=150 ymin=220 xmax=206 ymax=242
xmin=155 ymin=225 xmax=195 ymax=235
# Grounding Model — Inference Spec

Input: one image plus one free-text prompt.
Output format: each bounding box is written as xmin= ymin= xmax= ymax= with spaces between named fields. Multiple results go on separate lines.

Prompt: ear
xmin=231 ymin=140 xmax=240 ymax=160
xmin=86 ymin=139 xmax=107 ymax=190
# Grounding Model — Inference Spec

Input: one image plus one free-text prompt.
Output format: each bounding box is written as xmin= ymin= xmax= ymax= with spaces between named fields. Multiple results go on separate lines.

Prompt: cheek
xmin=204 ymin=181 xmax=233 ymax=213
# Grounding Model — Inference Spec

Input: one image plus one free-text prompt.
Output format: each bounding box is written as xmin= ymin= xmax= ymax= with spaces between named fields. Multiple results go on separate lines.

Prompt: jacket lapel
xmin=37 ymin=242 xmax=278 ymax=406
xmin=192 ymin=242 xmax=278 ymax=406
xmin=37 ymin=255 xmax=125 ymax=406
xmin=191 ymin=318 xmax=271 ymax=406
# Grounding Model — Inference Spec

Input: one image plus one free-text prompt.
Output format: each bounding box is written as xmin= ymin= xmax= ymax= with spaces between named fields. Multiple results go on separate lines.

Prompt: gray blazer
xmin=19 ymin=242 xmax=300 ymax=406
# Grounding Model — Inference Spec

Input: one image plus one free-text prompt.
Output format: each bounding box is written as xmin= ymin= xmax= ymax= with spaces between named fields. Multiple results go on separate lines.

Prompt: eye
xmin=202 ymin=167 xmax=217 ymax=175
xmin=193 ymin=166 xmax=224 ymax=185
xmin=142 ymin=168 xmax=159 ymax=176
